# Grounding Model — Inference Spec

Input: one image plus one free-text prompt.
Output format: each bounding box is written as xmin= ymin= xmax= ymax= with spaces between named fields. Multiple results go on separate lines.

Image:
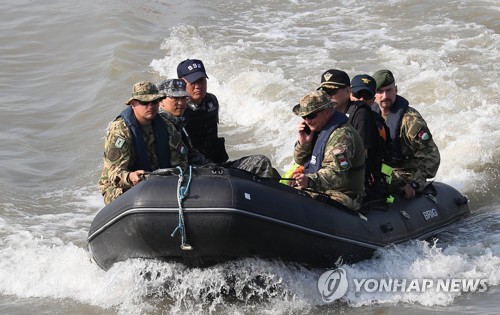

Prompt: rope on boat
xmin=170 ymin=165 xmax=193 ymax=251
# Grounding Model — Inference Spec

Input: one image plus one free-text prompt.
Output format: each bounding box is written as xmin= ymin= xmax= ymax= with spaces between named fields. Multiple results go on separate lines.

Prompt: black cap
xmin=177 ymin=59 xmax=209 ymax=83
xmin=317 ymin=69 xmax=351 ymax=90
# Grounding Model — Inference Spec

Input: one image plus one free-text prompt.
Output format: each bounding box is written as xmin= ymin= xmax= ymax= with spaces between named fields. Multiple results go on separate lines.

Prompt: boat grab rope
xmin=170 ymin=165 xmax=193 ymax=251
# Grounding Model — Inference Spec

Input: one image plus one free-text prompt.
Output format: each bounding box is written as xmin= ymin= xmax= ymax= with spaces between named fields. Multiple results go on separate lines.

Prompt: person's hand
xmin=402 ymin=183 xmax=416 ymax=199
xmin=128 ymin=170 xmax=146 ymax=185
xmin=298 ymin=121 xmax=314 ymax=145
xmin=292 ymin=173 xmax=309 ymax=190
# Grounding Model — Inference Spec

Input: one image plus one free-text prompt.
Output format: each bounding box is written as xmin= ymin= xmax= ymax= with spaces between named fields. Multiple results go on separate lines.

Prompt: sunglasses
xmin=137 ymin=99 xmax=160 ymax=106
xmin=321 ymin=85 xmax=348 ymax=96
xmin=352 ymin=91 xmax=374 ymax=100
xmin=302 ymin=111 xmax=320 ymax=120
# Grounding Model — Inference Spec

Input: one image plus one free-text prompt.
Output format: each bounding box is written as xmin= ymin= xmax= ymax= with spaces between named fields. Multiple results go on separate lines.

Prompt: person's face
xmin=183 ymin=77 xmax=207 ymax=104
xmin=326 ymin=86 xmax=351 ymax=108
xmin=351 ymin=90 xmax=375 ymax=106
xmin=302 ymin=108 xmax=332 ymax=132
xmin=375 ymin=83 xmax=398 ymax=110
xmin=130 ymin=99 xmax=159 ymax=124
xmin=159 ymin=95 xmax=188 ymax=117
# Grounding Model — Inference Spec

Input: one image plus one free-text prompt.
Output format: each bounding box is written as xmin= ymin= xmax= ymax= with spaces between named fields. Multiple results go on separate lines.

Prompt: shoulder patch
xmin=206 ymin=101 xmax=217 ymax=112
xmin=333 ymin=148 xmax=345 ymax=155
xmin=107 ymin=148 xmax=121 ymax=161
xmin=335 ymin=152 xmax=350 ymax=169
xmin=417 ymin=126 xmax=430 ymax=141
xmin=114 ymin=137 xmax=126 ymax=149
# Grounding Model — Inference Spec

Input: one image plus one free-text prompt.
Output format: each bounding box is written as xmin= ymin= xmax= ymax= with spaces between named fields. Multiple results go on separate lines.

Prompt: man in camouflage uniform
xmin=371 ymin=70 xmax=440 ymax=199
xmin=98 ymin=81 xmax=170 ymax=204
xmin=292 ymin=90 xmax=366 ymax=211
xmin=157 ymin=78 xmax=211 ymax=168
xmin=157 ymin=78 xmax=276 ymax=178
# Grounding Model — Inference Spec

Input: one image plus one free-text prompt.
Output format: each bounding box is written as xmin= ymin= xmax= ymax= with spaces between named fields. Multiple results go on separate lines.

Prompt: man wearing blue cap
xmin=177 ymin=59 xmax=229 ymax=163
xmin=174 ymin=61 xmax=277 ymax=178
xmin=372 ymin=70 xmax=440 ymax=199
xmin=350 ymin=74 xmax=377 ymax=106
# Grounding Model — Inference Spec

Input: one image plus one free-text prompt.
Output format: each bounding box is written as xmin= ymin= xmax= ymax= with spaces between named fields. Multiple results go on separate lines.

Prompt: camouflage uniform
xmin=293 ymin=91 xmax=366 ymax=211
xmin=224 ymin=155 xmax=276 ymax=178
xmin=159 ymin=109 xmax=212 ymax=168
xmin=390 ymin=106 xmax=440 ymax=191
xmin=98 ymin=118 xmax=160 ymax=204
xmin=372 ymin=70 xmax=440 ymax=192
xmin=157 ymin=78 xmax=212 ymax=168
xmin=294 ymin=124 xmax=365 ymax=211
xmin=98 ymin=81 xmax=165 ymax=205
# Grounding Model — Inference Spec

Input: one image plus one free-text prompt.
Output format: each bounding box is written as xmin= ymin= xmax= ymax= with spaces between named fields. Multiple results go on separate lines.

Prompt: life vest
xmin=305 ymin=112 xmax=349 ymax=174
xmin=183 ymin=93 xmax=229 ymax=163
xmin=119 ymin=107 xmax=171 ymax=171
xmin=371 ymin=95 xmax=411 ymax=162
xmin=346 ymin=101 xmax=392 ymax=179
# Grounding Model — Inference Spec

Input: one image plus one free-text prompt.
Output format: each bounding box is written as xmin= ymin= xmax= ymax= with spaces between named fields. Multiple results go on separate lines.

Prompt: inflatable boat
xmin=87 ymin=166 xmax=470 ymax=270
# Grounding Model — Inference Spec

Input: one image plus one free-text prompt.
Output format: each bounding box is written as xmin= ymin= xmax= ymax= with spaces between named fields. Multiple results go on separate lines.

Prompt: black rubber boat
xmin=87 ymin=166 xmax=470 ymax=270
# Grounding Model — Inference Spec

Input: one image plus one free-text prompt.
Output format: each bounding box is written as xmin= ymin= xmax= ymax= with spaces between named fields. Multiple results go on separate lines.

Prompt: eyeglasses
xmin=302 ymin=111 xmax=320 ymax=120
xmin=136 ymin=99 xmax=160 ymax=106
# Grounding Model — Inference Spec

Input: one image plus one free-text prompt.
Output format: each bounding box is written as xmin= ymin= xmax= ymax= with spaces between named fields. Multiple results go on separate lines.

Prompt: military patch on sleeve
xmin=107 ymin=148 xmax=121 ymax=161
xmin=416 ymin=126 xmax=430 ymax=141
xmin=336 ymin=153 xmax=351 ymax=169
xmin=114 ymin=137 xmax=126 ymax=149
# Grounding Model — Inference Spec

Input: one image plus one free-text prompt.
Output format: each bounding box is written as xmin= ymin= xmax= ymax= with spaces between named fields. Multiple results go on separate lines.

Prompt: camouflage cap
xmin=125 ymin=81 xmax=164 ymax=105
xmin=157 ymin=79 xmax=191 ymax=98
xmin=372 ymin=69 xmax=395 ymax=90
xmin=293 ymin=90 xmax=334 ymax=117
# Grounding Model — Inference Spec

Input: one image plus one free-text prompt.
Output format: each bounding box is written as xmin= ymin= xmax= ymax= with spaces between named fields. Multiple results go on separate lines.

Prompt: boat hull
xmin=88 ymin=167 xmax=470 ymax=270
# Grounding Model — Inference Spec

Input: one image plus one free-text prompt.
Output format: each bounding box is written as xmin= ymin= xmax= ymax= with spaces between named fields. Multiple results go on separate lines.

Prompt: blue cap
xmin=351 ymin=74 xmax=376 ymax=97
xmin=176 ymin=59 xmax=209 ymax=83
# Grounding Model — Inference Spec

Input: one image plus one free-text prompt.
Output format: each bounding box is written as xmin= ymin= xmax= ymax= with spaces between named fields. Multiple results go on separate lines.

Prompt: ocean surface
xmin=1 ymin=0 xmax=499 ymax=314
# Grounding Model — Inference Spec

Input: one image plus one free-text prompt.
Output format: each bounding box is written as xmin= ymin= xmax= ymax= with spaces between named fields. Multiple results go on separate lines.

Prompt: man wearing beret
xmin=98 ymin=81 xmax=171 ymax=204
xmin=292 ymin=90 xmax=366 ymax=211
xmin=372 ymin=70 xmax=440 ymax=199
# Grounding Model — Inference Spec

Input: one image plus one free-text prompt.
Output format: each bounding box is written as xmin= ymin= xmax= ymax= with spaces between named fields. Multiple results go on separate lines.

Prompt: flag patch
xmin=418 ymin=130 xmax=429 ymax=141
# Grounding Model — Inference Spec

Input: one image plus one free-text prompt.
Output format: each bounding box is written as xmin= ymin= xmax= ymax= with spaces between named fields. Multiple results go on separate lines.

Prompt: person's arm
xmin=102 ymin=119 xmax=136 ymax=190
xmin=401 ymin=110 xmax=440 ymax=190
